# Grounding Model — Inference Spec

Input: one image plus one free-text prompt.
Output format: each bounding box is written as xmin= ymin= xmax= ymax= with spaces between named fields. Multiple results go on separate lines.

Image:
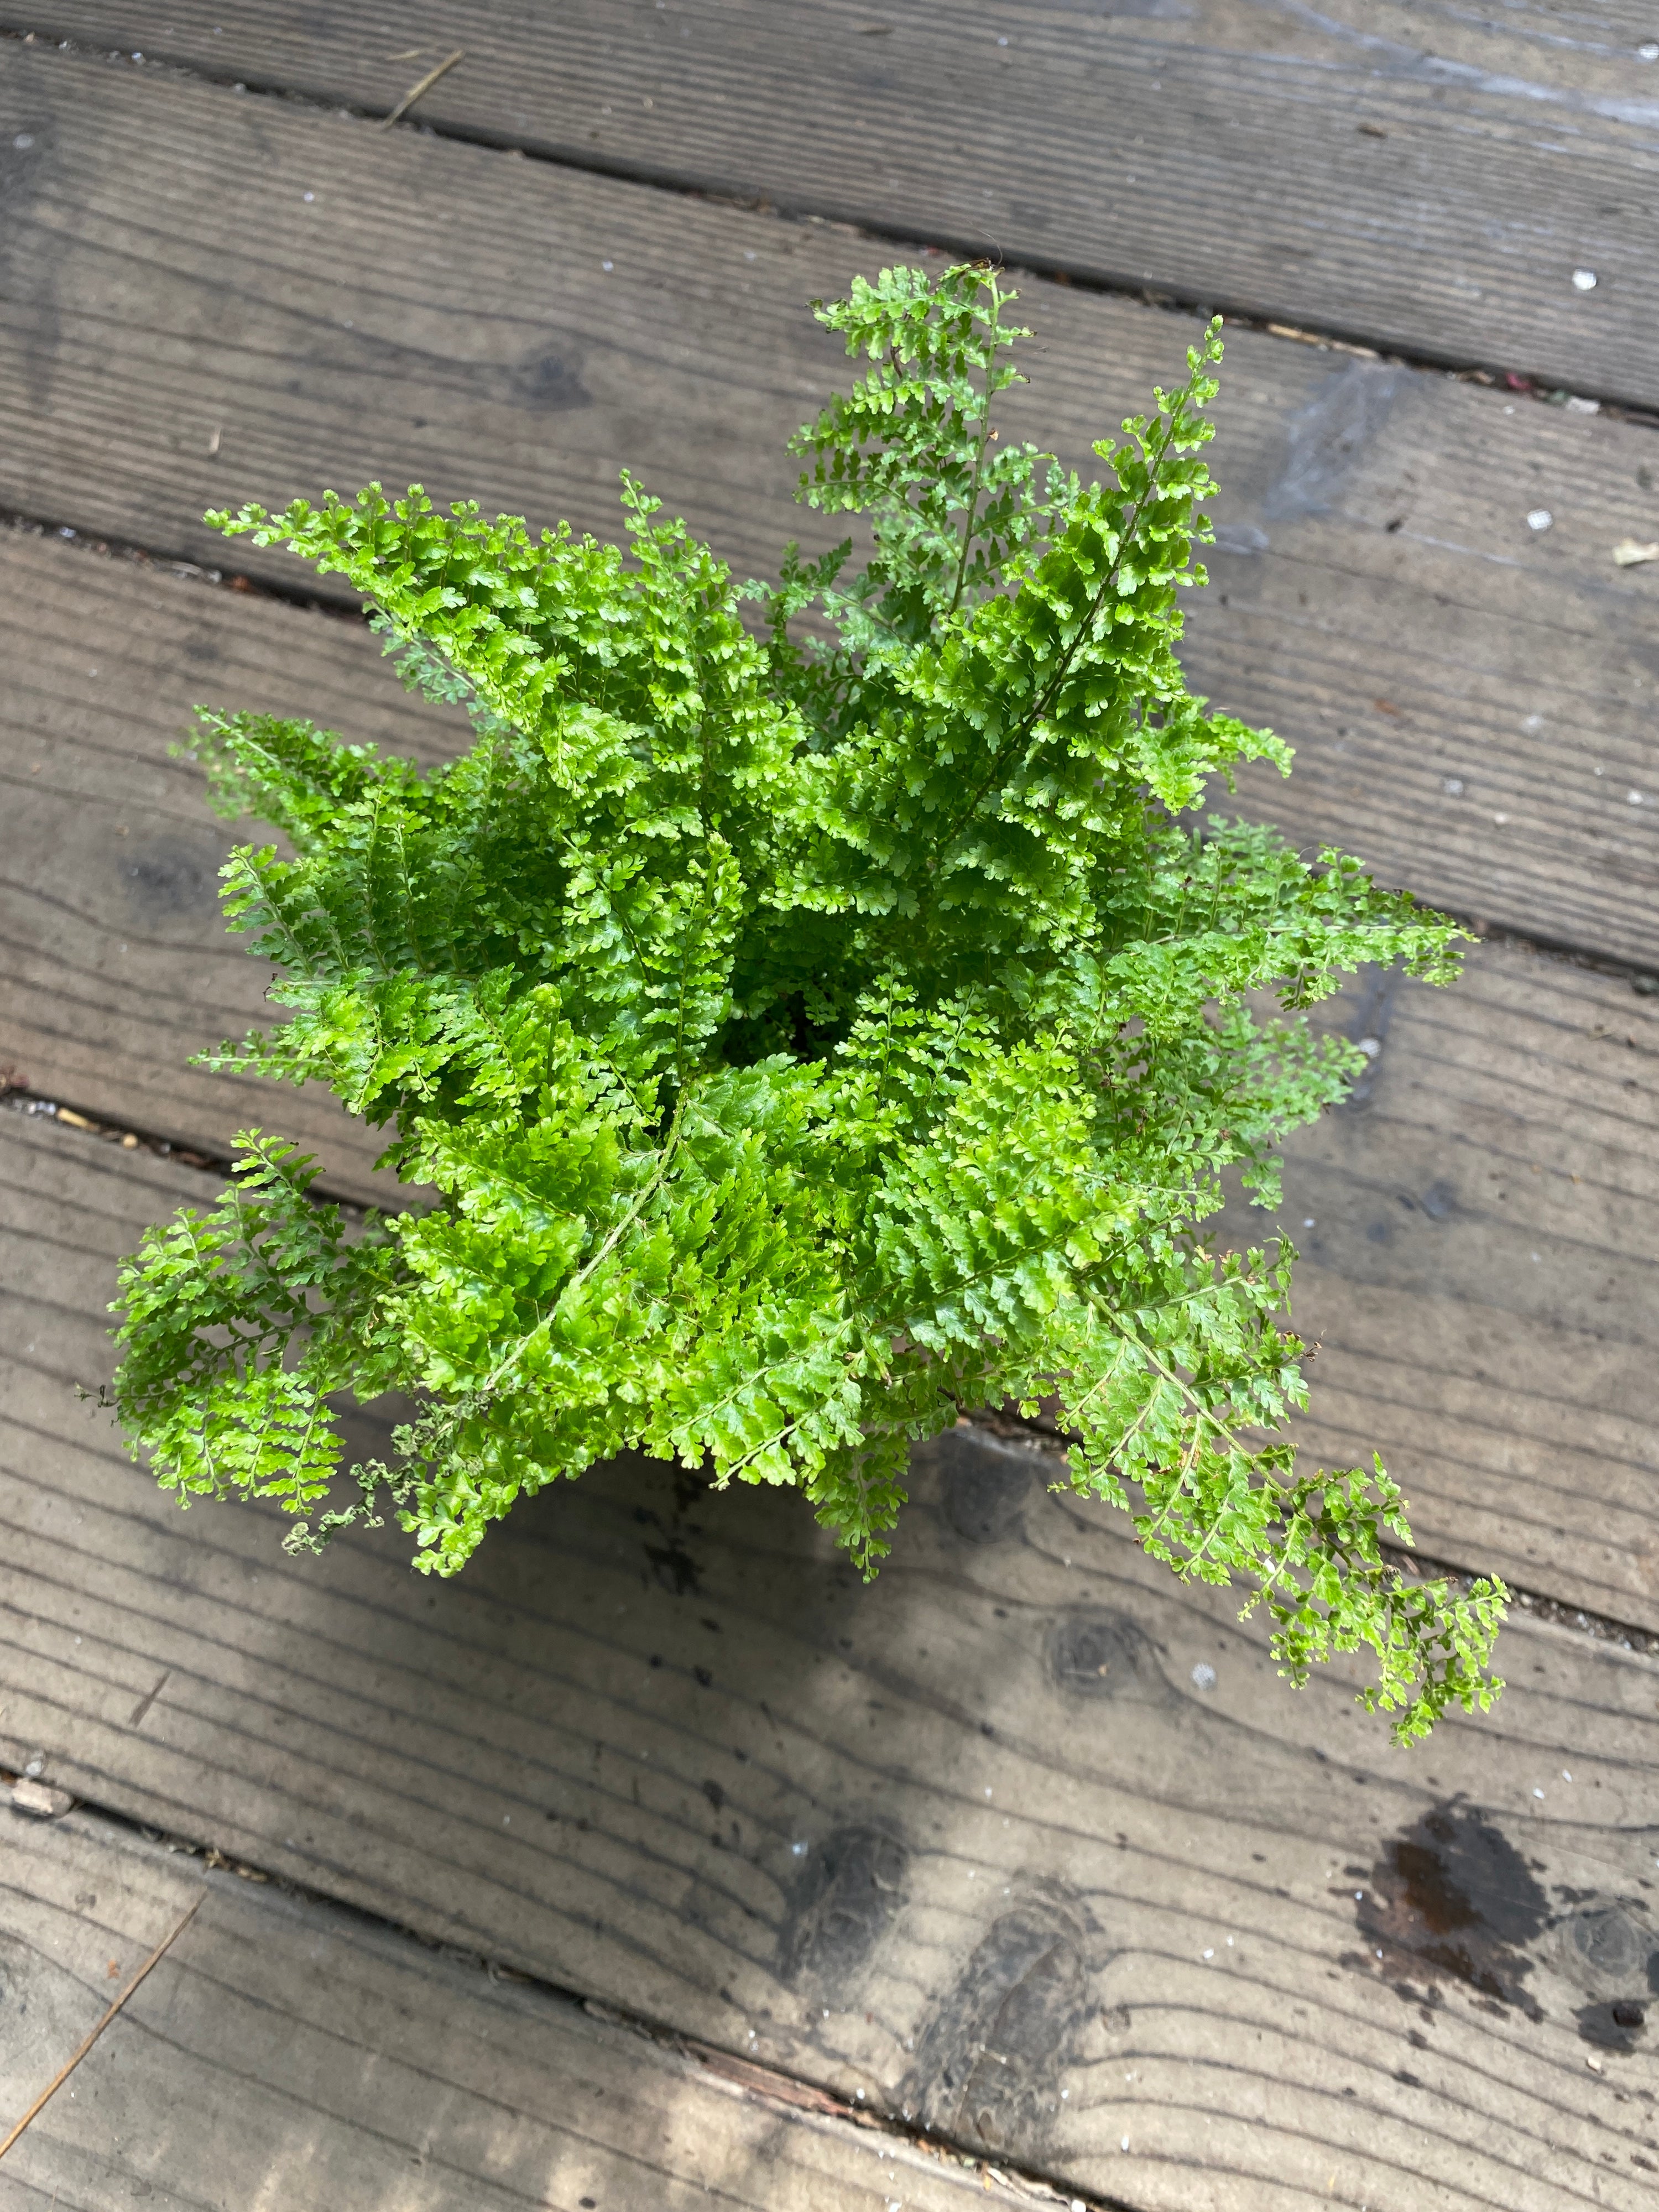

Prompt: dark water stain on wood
xmin=1262 ymin=360 xmax=1403 ymax=523
xmin=507 ymin=351 xmax=592 ymax=413
xmin=1559 ymin=1903 xmax=1658 ymax=2051
xmin=1359 ymin=1802 xmax=1659 ymax=2051
xmin=1577 ymin=1996 xmax=1649 ymax=2051
xmin=920 ymin=1426 xmax=1037 ymax=1546
xmin=781 ymin=1825 xmax=907 ymax=1997
xmin=1044 ymin=1610 xmax=1177 ymax=1708
xmin=633 ymin=1470 xmax=705 ymax=1594
xmin=903 ymin=1886 xmax=1097 ymax=2160
xmin=278 ymin=319 xmax=594 ymax=420
xmin=120 ymin=833 xmax=225 ymax=919
xmin=643 ymin=1533 xmax=700 ymax=1595
xmin=1045 ymin=1606 xmax=1160 ymax=1700
xmin=1355 ymin=1799 xmax=1548 ymax=2020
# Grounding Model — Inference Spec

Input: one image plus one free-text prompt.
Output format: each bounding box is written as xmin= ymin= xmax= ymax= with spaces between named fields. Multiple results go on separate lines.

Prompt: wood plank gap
xmin=0 ymin=1784 xmax=1109 ymax=2208
xmin=5 ymin=25 xmax=1657 ymax=419
xmin=0 ymin=506 xmax=375 ymax=624
xmin=3 ymin=47 xmax=1656 ymax=969
xmin=977 ymin=1411 xmax=1659 ymax=1670
xmin=2 ymin=1094 xmax=382 ymax=1214
xmin=0 ymin=1811 xmax=1047 ymax=2212
xmin=11 ymin=11 xmax=1659 ymax=415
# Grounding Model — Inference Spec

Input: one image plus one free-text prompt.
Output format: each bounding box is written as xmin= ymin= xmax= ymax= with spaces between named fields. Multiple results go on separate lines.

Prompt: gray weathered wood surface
xmin=1 ymin=40 xmax=1656 ymax=964
xmin=4 ymin=1108 xmax=1657 ymax=2209
xmin=0 ymin=1808 xmax=1026 ymax=2210
xmin=1241 ymin=943 xmax=1659 ymax=1632
xmin=22 ymin=1 xmax=1659 ymax=407
xmin=4 ymin=17 xmax=1659 ymax=2204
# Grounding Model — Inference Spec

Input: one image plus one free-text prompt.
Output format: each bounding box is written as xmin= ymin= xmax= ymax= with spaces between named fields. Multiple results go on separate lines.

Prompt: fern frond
xmin=109 ymin=262 xmax=1500 ymax=1741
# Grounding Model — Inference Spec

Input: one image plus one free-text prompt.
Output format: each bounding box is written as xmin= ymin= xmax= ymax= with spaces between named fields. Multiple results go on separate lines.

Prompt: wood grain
xmin=23 ymin=1 xmax=1659 ymax=408
xmin=0 ymin=45 xmax=1655 ymax=968
xmin=1232 ymin=941 xmax=1659 ymax=1634
xmin=0 ymin=1812 xmax=1026 ymax=2211
xmin=1191 ymin=364 xmax=1659 ymax=969
xmin=4 ymin=1108 xmax=1657 ymax=2209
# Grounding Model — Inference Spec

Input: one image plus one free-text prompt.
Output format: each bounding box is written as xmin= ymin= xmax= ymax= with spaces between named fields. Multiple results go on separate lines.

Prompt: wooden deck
xmin=2 ymin=8 xmax=1657 ymax=2205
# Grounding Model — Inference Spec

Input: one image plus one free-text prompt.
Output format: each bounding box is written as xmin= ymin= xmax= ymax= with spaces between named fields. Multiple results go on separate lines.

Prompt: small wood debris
xmin=11 ymin=1776 xmax=74 ymax=1818
xmin=379 ymin=46 xmax=464 ymax=128
xmin=1613 ymin=539 xmax=1659 ymax=567
xmin=0 ymin=1896 xmax=203 ymax=2158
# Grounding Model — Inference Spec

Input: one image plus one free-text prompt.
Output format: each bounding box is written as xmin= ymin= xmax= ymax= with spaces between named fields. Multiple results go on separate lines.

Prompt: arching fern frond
xmin=110 ymin=265 xmax=1505 ymax=1743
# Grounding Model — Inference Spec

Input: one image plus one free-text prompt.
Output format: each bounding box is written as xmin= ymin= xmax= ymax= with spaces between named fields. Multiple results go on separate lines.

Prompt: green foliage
xmin=111 ymin=263 xmax=1505 ymax=1741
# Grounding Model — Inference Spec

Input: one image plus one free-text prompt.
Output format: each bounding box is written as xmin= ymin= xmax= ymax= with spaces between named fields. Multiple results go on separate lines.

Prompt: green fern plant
xmin=111 ymin=265 xmax=1506 ymax=1741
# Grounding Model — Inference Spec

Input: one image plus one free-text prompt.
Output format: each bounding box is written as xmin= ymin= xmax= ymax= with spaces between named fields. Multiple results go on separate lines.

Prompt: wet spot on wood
xmin=1577 ymin=1997 xmax=1648 ymax=2051
xmin=1357 ymin=1801 xmax=1547 ymax=2019
xmin=121 ymin=833 xmax=222 ymax=917
xmin=1420 ymin=1176 xmax=1457 ymax=1220
xmin=1557 ymin=1905 xmax=1659 ymax=2047
xmin=1561 ymin=1903 xmax=1648 ymax=1991
xmin=921 ymin=1427 xmax=1037 ymax=1545
xmin=1211 ymin=519 xmax=1270 ymax=555
xmin=904 ymin=1889 xmax=1094 ymax=2159
xmin=644 ymin=1536 xmax=700 ymax=1595
xmin=508 ymin=351 xmax=592 ymax=411
xmin=781 ymin=1826 xmax=906 ymax=1995
xmin=1338 ymin=963 xmax=1404 ymax=1111
xmin=1046 ymin=1608 xmax=1156 ymax=1699
xmin=1263 ymin=360 xmax=1402 ymax=521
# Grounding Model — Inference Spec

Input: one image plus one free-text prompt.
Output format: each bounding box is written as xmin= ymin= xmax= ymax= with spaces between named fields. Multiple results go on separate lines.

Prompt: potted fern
xmin=111 ymin=265 xmax=1504 ymax=1739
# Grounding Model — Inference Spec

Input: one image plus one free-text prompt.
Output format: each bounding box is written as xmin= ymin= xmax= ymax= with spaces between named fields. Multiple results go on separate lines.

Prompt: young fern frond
xmin=109 ymin=264 xmax=1504 ymax=1743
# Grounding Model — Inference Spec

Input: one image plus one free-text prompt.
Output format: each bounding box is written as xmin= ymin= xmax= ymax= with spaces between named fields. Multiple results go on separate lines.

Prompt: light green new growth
xmin=110 ymin=265 xmax=1506 ymax=1741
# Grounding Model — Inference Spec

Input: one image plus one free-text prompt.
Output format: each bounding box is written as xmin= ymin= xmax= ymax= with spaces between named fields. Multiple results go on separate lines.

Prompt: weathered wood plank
xmin=5 ymin=1110 xmax=1657 ymax=2209
xmin=0 ymin=526 xmax=469 ymax=1201
xmin=0 ymin=1810 xmax=1025 ymax=2211
xmin=1189 ymin=366 xmax=1659 ymax=968
xmin=1232 ymin=941 xmax=1659 ymax=1634
xmin=1295 ymin=948 xmax=1659 ymax=1627
xmin=23 ymin=1 xmax=1659 ymax=408
xmin=0 ymin=47 xmax=1655 ymax=967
